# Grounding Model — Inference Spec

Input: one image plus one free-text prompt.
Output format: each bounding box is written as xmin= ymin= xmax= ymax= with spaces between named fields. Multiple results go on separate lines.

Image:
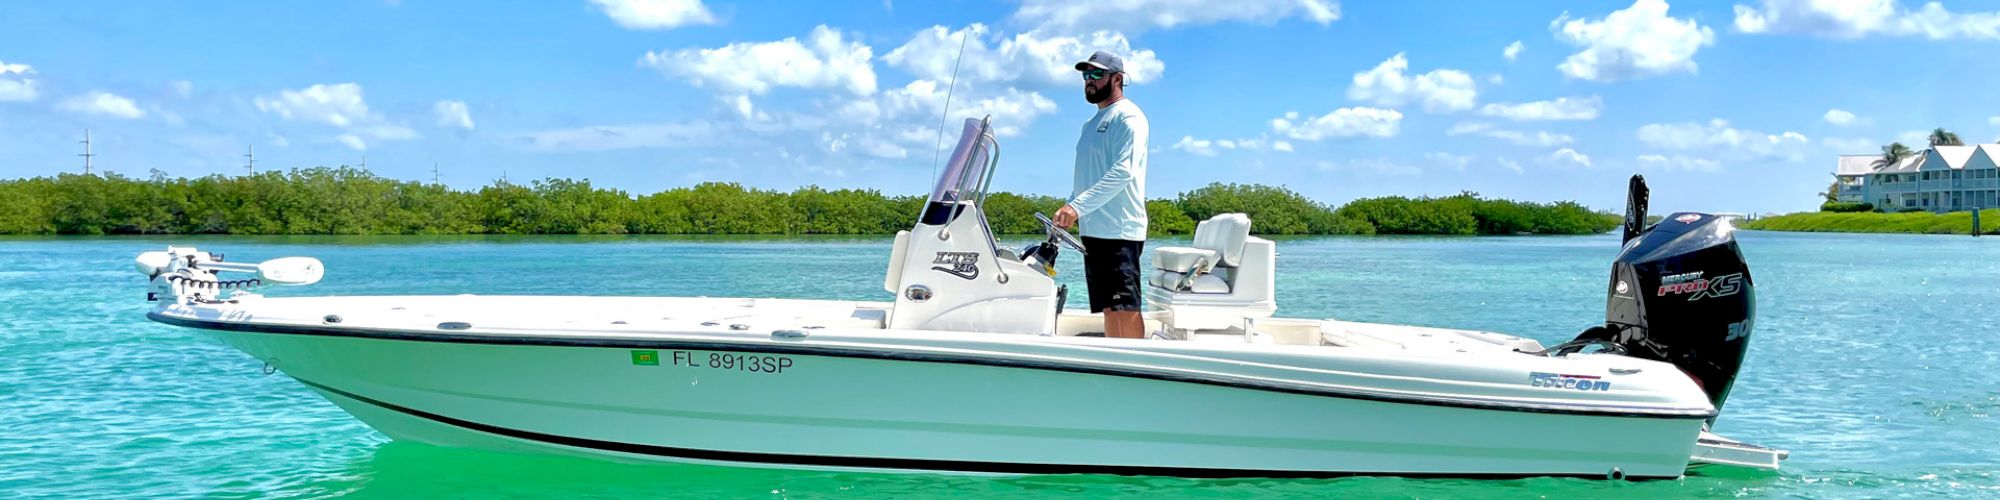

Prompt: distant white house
xmin=1834 ymin=144 xmax=2000 ymax=212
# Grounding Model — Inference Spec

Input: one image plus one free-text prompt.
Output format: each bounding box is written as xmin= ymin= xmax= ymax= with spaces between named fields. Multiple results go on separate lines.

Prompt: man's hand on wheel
xmin=1053 ymin=204 xmax=1079 ymax=229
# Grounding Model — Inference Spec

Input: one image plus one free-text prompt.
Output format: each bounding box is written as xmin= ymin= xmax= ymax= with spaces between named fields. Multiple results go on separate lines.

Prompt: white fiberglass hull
xmin=161 ymin=297 xmax=1714 ymax=479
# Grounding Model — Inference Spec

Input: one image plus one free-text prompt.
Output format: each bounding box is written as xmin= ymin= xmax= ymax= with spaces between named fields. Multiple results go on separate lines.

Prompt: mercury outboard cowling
xmin=1572 ymin=175 xmax=1756 ymax=417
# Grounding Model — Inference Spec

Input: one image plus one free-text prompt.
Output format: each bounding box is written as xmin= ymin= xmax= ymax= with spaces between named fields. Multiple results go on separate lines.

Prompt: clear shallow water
xmin=2 ymin=231 xmax=1995 ymax=498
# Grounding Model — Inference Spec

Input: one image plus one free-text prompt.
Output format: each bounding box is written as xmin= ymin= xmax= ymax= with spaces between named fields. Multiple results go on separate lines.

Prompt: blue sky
xmin=3 ymin=0 xmax=1998 ymax=214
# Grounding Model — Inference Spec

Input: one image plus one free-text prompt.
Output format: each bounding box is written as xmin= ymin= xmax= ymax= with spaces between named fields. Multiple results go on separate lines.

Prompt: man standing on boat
xmin=1053 ymin=50 xmax=1149 ymax=339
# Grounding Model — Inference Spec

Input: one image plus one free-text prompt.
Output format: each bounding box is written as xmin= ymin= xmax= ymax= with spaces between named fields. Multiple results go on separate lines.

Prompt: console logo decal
xmin=931 ymin=252 xmax=980 ymax=280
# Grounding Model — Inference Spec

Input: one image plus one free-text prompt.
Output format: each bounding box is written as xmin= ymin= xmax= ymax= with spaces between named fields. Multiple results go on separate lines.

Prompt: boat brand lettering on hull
xmin=1530 ymin=372 xmax=1611 ymax=391
xmin=931 ymin=252 xmax=980 ymax=280
xmin=1656 ymin=271 xmax=1744 ymax=301
xmin=665 ymin=350 xmax=794 ymax=374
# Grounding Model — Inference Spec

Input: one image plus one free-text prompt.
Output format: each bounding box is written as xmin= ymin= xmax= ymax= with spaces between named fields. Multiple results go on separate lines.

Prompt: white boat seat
xmin=1144 ymin=213 xmax=1277 ymax=331
xmin=1149 ymin=270 xmax=1231 ymax=294
xmin=1150 ymin=214 xmax=1252 ymax=292
xmin=1154 ymin=247 xmax=1219 ymax=274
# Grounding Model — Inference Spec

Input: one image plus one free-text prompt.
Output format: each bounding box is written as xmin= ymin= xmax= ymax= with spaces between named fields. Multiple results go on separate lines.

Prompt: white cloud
xmin=1552 ymin=0 xmax=1716 ymax=81
xmin=589 ymin=0 xmax=716 ymax=30
xmin=1270 ymin=107 xmax=1403 ymax=140
xmin=434 ymin=100 xmax=475 ymax=130
xmin=1637 ymin=154 xmax=1722 ymax=172
xmin=1015 ymin=0 xmax=1338 ymax=34
xmin=1988 ymin=116 xmax=2000 ymax=126
xmin=1733 ymin=0 xmax=2000 ymax=40
xmin=1488 ymin=74 xmax=1504 ymax=85
xmin=1541 ymin=148 xmax=1593 ymax=168
xmin=1426 ymin=152 xmax=1475 ymax=171
xmin=1172 ymin=136 xmax=1223 ymax=156
xmin=863 ymin=80 xmax=1059 ymax=137
xmin=59 ymin=91 xmax=146 ymax=119
xmin=1478 ymin=95 xmax=1601 ymax=121
xmin=513 ymin=122 xmax=719 ymax=152
xmin=169 ymin=80 xmax=193 ymax=99
xmin=0 ymin=60 xmax=38 ymax=102
xmin=1821 ymin=136 xmax=1876 ymax=153
xmin=256 ymin=83 xmax=375 ymax=127
xmin=1446 ymin=121 xmax=1575 ymax=146
xmin=1316 ymin=158 xmax=1421 ymax=175
xmin=269 ymin=133 xmax=290 ymax=148
xmin=1171 ymin=135 xmax=1290 ymax=156
xmin=1347 ymin=53 xmax=1477 ymax=113
xmin=1497 ymin=157 xmax=1524 ymax=174
xmin=1503 ymin=40 xmax=1525 ymax=61
xmin=1822 ymin=108 xmax=1862 ymax=126
xmin=883 ymin=24 xmax=1165 ymax=86
xmin=642 ymin=25 xmax=877 ymax=96
xmin=1636 ymin=119 xmax=1811 ymax=159
xmin=256 ymin=82 xmax=420 ymax=145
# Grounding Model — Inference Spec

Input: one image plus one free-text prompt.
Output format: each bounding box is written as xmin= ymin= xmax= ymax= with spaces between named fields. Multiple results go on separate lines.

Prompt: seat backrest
xmin=1191 ymin=213 xmax=1252 ymax=267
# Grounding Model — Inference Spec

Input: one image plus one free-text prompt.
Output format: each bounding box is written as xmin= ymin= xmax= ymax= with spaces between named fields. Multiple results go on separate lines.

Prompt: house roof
xmin=1977 ymin=145 xmax=2000 ymax=169
xmin=1836 ymin=155 xmax=1880 ymax=176
xmin=1837 ymin=145 xmax=2000 ymax=176
xmin=1927 ymin=145 xmax=1978 ymax=170
xmin=1879 ymin=152 xmax=1924 ymax=174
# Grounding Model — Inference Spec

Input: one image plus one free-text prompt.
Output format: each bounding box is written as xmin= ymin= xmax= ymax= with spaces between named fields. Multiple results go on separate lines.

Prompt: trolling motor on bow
xmin=1559 ymin=175 xmax=1757 ymax=418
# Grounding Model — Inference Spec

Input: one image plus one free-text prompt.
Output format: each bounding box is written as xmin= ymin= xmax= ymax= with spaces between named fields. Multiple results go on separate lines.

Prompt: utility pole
xmin=359 ymin=154 xmax=368 ymax=172
xmin=78 ymin=130 xmax=95 ymax=175
xmin=243 ymin=145 xmax=255 ymax=175
xmin=431 ymin=162 xmax=440 ymax=185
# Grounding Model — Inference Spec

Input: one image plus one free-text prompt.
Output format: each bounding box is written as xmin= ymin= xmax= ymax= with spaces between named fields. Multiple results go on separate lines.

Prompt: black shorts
xmin=1081 ymin=236 xmax=1145 ymax=313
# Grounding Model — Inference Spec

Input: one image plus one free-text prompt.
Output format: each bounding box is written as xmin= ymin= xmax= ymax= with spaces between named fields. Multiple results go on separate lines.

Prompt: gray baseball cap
xmin=1074 ymin=51 xmax=1124 ymax=73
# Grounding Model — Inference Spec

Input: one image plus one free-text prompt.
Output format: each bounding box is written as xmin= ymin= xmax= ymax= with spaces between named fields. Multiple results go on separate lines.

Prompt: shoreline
xmin=1739 ymin=209 xmax=1999 ymax=235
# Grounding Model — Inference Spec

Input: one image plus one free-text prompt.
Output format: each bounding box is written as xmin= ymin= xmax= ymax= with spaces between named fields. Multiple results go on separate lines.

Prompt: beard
xmin=1085 ymin=82 xmax=1115 ymax=104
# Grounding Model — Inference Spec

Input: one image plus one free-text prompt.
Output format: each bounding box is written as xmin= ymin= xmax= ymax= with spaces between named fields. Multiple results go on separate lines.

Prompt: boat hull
xmin=203 ymin=327 xmax=1705 ymax=479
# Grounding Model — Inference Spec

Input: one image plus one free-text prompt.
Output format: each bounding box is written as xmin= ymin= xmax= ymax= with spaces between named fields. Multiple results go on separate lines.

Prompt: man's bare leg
xmin=1105 ymin=310 xmax=1145 ymax=339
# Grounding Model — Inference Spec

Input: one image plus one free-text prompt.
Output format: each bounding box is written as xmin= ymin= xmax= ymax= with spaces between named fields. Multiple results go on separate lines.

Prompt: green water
xmin=3 ymin=232 xmax=1995 ymax=498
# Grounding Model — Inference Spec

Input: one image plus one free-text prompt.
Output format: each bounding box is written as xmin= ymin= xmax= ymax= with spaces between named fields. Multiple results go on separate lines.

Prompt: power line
xmin=78 ymin=130 xmax=95 ymax=175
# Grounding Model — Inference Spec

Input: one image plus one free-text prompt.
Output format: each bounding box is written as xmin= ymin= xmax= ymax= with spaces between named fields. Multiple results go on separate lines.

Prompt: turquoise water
xmin=2 ymin=232 xmax=1995 ymax=498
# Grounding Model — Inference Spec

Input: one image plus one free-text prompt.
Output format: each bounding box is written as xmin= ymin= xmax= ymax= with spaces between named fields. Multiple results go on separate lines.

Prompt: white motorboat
xmin=136 ymin=118 xmax=1784 ymax=479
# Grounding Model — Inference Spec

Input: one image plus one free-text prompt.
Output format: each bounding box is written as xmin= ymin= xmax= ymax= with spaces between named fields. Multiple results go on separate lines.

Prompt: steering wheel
xmin=1034 ymin=213 xmax=1088 ymax=254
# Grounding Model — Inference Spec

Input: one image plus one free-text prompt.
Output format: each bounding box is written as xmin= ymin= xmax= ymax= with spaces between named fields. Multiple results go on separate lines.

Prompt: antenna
xmin=243 ymin=145 xmax=255 ymax=175
xmin=78 ymin=130 xmax=95 ymax=175
xmin=926 ymin=28 xmax=971 ymax=186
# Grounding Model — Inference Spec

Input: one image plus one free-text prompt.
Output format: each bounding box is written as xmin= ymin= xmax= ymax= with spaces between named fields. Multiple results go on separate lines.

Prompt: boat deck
xmin=209 ymin=294 xmax=1545 ymax=355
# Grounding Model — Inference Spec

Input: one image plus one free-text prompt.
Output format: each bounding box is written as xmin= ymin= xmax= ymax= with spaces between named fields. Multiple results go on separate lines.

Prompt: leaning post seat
xmin=1144 ymin=213 xmax=1277 ymax=332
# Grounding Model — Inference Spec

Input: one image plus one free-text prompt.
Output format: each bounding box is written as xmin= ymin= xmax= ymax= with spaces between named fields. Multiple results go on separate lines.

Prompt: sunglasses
xmin=1082 ymin=69 xmax=1113 ymax=81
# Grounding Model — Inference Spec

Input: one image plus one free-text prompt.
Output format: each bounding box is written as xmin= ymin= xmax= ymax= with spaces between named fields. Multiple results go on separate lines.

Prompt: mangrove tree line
xmin=0 ymin=167 xmax=1619 ymax=236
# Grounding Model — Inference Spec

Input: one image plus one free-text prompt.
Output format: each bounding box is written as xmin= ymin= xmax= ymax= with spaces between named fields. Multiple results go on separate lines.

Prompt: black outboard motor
xmin=1572 ymin=175 xmax=1756 ymax=417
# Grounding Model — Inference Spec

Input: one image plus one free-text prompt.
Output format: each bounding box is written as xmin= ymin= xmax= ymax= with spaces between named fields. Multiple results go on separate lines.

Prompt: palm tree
xmin=1929 ymin=128 xmax=1962 ymax=147
xmin=1873 ymin=142 xmax=1914 ymax=170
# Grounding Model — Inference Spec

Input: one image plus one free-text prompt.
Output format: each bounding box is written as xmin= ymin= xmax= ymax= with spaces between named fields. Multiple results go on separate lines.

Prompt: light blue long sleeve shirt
xmin=1069 ymin=99 xmax=1148 ymax=241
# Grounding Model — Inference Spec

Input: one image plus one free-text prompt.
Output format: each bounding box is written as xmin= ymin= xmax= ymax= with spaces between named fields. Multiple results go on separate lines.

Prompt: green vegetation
xmin=1819 ymin=201 xmax=1875 ymax=213
xmin=1742 ymin=209 xmax=2000 ymax=235
xmin=0 ymin=168 xmax=1619 ymax=236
